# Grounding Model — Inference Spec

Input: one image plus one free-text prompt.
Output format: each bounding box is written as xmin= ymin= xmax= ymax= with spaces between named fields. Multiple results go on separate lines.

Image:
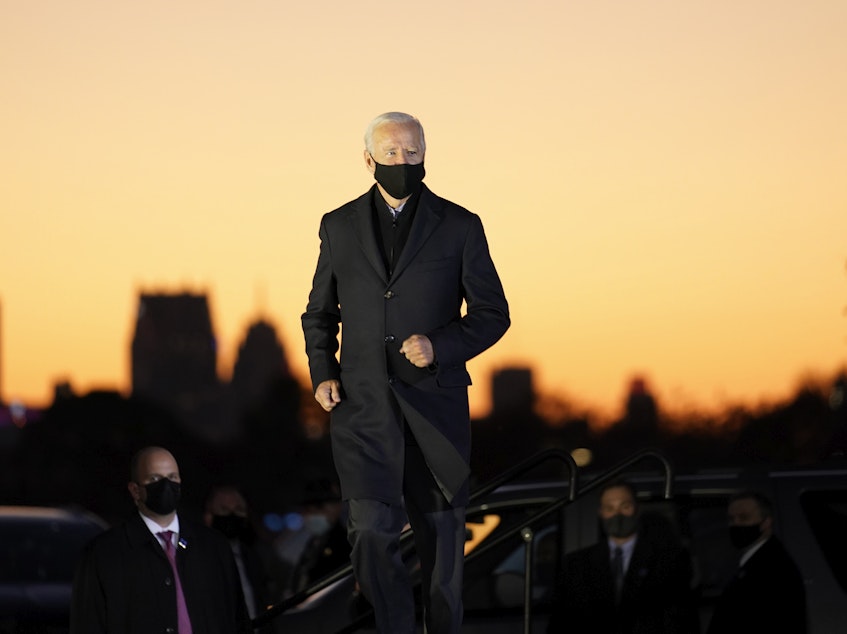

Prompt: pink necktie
xmin=159 ymin=531 xmax=193 ymax=634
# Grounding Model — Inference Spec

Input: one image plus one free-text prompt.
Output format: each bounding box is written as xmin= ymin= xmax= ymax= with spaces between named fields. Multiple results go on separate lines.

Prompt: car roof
xmin=0 ymin=505 xmax=108 ymax=527
xmin=478 ymin=463 xmax=847 ymax=504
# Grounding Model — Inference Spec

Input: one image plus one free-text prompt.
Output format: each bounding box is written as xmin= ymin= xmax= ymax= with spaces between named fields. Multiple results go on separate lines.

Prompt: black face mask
xmin=211 ymin=513 xmax=252 ymax=542
xmin=729 ymin=524 xmax=763 ymax=549
xmin=371 ymin=157 xmax=425 ymax=200
xmin=602 ymin=513 xmax=639 ymax=539
xmin=142 ymin=478 xmax=181 ymax=515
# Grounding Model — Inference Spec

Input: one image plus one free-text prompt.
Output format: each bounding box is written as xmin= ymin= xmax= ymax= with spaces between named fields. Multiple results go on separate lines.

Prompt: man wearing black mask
xmin=71 ymin=446 xmax=252 ymax=634
xmin=204 ymin=484 xmax=273 ymax=627
xmin=706 ymin=490 xmax=807 ymax=634
xmin=547 ymin=479 xmax=698 ymax=633
xmin=302 ymin=111 xmax=510 ymax=634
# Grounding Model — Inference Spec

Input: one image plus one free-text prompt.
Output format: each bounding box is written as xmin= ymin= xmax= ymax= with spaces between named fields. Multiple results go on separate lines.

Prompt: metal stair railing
xmin=459 ymin=448 xmax=674 ymax=634
xmin=251 ymin=447 xmax=672 ymax=633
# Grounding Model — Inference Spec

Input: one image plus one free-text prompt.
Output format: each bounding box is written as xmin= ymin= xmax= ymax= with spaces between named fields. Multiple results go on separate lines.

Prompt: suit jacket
xmin=231 ymin=538 xmax=274 ymax=632
xmin=706 ymin=536 xmax=807 ymax=634
xmin=70 ymin=513 xmax=252 ymax=634
xmin=547 ymin=522 xmax=698 ymax=634
xmin=302 ymin=184 xmax=510 ymax=506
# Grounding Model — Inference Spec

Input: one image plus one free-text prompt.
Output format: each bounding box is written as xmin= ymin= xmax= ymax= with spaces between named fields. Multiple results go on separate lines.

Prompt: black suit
xmin=302 ymin=184 xmax=509 ymax=506
xmin=302 ymin=183 xmax=509 ymax=633
xmin=547 ymin=521 xmax=698 ymax=634
xmin=70 ymin=513 xmax=251 ymax=634
xmin=230 ymin=538 xmax=274 ymax=631
xmin=706 ymin=536 xmax=807 ymax=634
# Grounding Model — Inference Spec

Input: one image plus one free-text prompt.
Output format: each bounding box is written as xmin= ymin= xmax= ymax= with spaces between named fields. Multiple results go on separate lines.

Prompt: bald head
xmin=127 ymin=446 xmax=182 ymax=526
xmin=130 ymin=446 xmax=179 ymax=483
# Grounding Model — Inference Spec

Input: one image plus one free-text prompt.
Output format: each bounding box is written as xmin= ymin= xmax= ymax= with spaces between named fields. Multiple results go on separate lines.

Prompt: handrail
xmin=462 ymin=447 xmax=674 ymax=571
xmin=468 ymin=447 xmax=580 ymax=504
xmin=251 ymin=447 xmax=671 ymax=631
xmin=460 ymin=448 xmax=673 ymax=634
xmin=253 ymin=447 xmax=579 ymax=628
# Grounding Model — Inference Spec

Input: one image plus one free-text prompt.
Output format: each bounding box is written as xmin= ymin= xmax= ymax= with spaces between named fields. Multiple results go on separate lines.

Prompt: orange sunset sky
xmin=2 ymin=1 xmax=846 ymax=421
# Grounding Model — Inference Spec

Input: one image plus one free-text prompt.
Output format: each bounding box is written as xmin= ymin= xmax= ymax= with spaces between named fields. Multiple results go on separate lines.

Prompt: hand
xmin=315 ymin=380 xmax=342 ymax=412
xmin=400 ymin=334 xmax=435 ymax=368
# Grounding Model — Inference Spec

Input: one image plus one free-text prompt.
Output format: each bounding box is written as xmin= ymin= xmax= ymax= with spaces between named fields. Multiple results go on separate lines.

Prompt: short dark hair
xmin=729 ymin=489 xmax=774 ymax=520
xmin=204 ymin=483 xmax=249 ymax=511
xmin=600 ymin=478 xmax=638 ymax=504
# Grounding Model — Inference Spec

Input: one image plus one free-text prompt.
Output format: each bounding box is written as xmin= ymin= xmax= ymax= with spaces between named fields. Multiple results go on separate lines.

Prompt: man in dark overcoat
xmin=547 ymin=480 xmax=699 ymax=634
xmin=706 ymin=490 xmax=807 ymax=634
xmin=70 ymin=446 xmax=251 ymax=634
xmin=302 ymin=111 xmax=510 ymax=634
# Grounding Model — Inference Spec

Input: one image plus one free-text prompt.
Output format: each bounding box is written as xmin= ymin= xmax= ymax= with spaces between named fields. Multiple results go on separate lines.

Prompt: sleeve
xmin=427 ymin=213 xmax=510 ymax=370
xmin=301 ymin=216 xmax=342 ymax=392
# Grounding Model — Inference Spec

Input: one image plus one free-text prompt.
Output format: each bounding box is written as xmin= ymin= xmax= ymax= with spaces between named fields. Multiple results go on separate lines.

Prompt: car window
xmin=463 ymin=500 xmax=562 ymax=611
xmin=799 ymin=489 xmax=847 ymax=594
xmin=465 ymin=514 xmax=500 ymax=556
xmin=0 ymin=519 xmax=102 ymax=583
xmin=684 ymin=504 xmax=737 ymax=598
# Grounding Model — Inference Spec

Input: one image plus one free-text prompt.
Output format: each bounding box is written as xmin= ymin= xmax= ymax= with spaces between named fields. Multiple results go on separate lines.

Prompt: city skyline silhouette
xmin=3 ymin=1 xmax=847 ymax=421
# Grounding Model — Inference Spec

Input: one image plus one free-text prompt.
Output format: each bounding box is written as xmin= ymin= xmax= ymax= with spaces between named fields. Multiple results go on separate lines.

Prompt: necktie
xmin=232 ymin=543 xmax=257 ymax=619
xmin=612 ymin=546 xmax=624 ymax=603
xmin=159 ymin=531 xmax=193 ymax=634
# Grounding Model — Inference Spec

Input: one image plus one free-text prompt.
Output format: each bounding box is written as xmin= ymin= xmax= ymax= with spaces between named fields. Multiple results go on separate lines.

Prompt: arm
xmin=427 ymin=213 xmax=510 ymax=369
xmin=301 ymin=217 xmax=343 ymax=404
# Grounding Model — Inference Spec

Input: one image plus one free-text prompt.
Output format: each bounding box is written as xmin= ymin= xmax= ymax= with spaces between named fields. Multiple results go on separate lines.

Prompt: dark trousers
xmin=347 ymin=444 xmax=465 ymax=634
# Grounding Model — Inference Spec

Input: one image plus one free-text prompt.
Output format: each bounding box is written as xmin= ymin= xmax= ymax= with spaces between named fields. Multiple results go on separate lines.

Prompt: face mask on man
xmin=729 ymin=523 xmax=764 ymax=549
xmin=370 ymin=155 xmax=425 ymax=200
xmin=142 ymin=478 xmax=181 ymax=515
xmin=212 ymin=513 xmax=252 ymax=541
xmin=602 ymin=513 xmax=639 ymax=539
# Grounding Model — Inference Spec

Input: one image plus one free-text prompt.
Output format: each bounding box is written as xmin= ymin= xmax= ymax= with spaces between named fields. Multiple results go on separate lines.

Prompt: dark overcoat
xmin=547 ymin=518 xmax=698 ymax=634
xmin=302 ymin=184 xmax=510 ymax=506
xmin=706 ymin=536 xmax=807 ymax=634
xmin=70 ymin=513 xmax=251 ymax=634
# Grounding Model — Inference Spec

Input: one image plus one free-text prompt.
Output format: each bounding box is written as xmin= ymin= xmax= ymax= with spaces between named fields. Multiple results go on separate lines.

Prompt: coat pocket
xmin=435 ymin=365 xmax=472 ymax=388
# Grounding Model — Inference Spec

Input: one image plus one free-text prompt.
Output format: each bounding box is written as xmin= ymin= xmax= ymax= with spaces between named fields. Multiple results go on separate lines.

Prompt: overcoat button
xmin=384 ymin=290 xmax=394 ymax=299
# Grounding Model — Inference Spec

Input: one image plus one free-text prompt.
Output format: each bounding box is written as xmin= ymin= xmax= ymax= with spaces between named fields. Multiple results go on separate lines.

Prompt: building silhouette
xmin=491 ymin=366 xmax=534 ymax=416
xmin=131 ymin=291 xmax=224 ymax=439
xmin=231 ymin=318 xmax=290 ymax=416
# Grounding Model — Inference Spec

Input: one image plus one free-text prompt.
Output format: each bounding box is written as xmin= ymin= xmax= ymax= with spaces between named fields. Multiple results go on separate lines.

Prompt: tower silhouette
xmin=491 ymin=366 xmax=534 ymax=416
xmin=231 ymin=319 xmax=290 ymax=415
xmin=131 ymin=291 xmax=222 ymax=437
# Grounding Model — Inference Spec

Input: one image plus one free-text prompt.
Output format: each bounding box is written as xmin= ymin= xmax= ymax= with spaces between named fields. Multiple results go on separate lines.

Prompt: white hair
xmin=364 ymin=112 xmax=426 ymax=155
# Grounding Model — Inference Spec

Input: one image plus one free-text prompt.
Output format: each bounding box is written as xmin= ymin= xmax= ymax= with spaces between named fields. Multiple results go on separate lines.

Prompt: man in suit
xmin=547 ymin=479 xmax=698 ymax=634
xmin=706 ymin=490 xmax=807 ymax=633
xmin=301 ymin=111 xmax=510 ymax=634
xmin=70 ymin=446 xmax=252 ymax=634
xmin=204 ymin=484 xmax=273 ymax=628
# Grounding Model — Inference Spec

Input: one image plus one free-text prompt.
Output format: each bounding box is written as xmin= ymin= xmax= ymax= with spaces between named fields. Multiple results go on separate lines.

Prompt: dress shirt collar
xmin=608 ymin=534 xmax=638 ymax=573
xmin=376 ymin=186 xmax=420 ymax=218
xmin=739 ymin=534 xmax=769 ymax=567
xmin=139 ymin=511 xmax=180 ymax=546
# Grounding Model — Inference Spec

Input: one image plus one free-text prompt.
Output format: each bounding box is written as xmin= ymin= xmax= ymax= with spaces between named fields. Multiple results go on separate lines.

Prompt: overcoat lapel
xmin=351 ymin=192 xmax=389 ymax=284
xmin=391 ymin=187 xmax=443 ymax=282
xmin=126 ymin=513 xmax=167 ymax=560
